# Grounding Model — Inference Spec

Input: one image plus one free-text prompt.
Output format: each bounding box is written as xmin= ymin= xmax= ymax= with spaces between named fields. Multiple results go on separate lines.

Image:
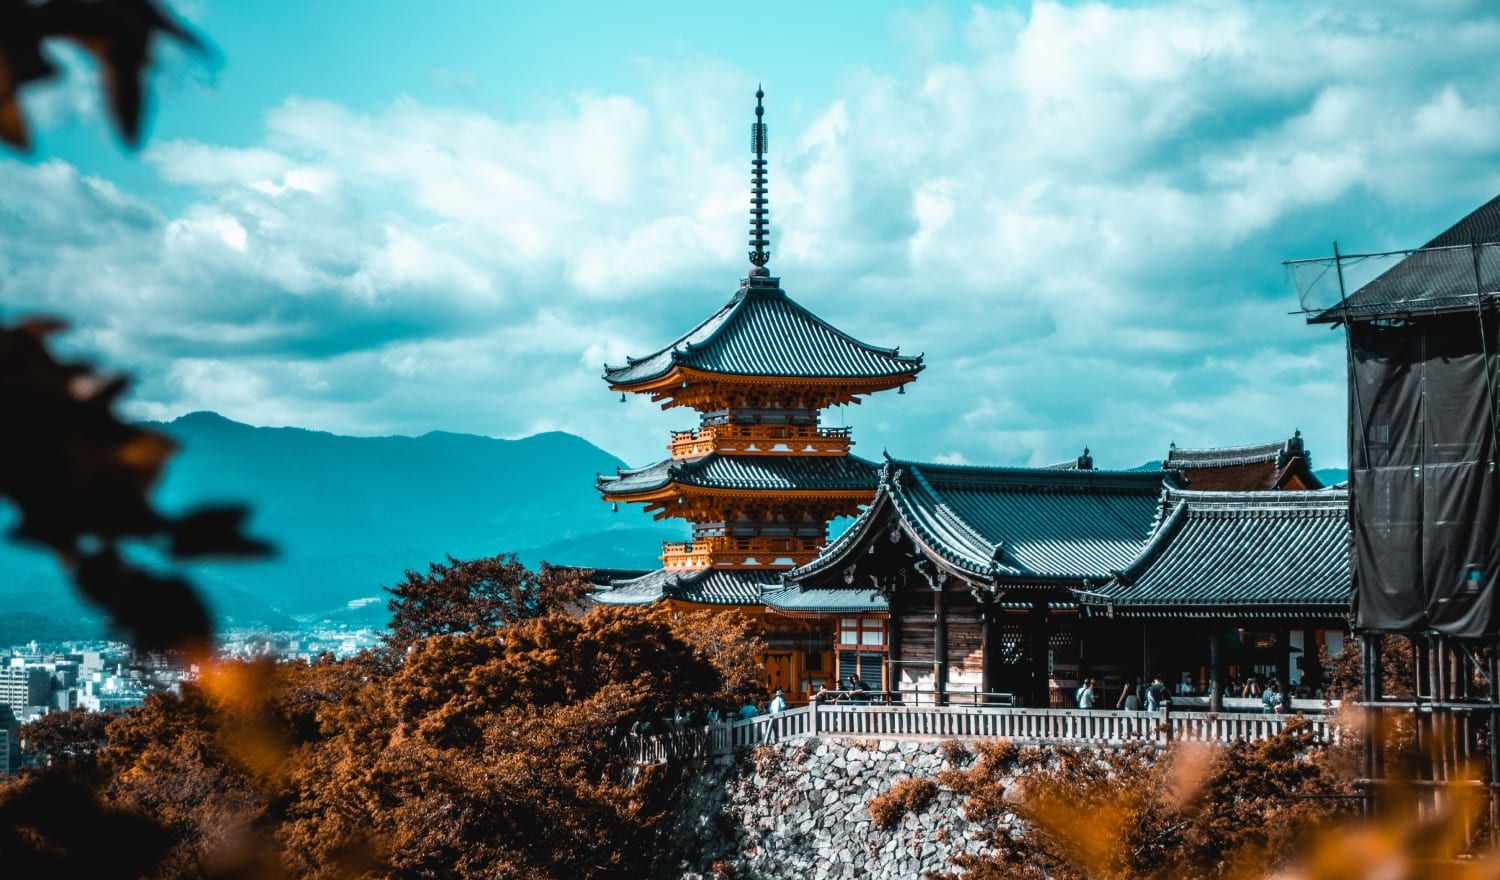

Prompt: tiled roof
xmin=1166 ymin=437 xmax=1298 ymax=469
xmin=599 ymin=453 xmax=879 ymax=496
xmin=763 ymin=585 xmax=886 ymax=613
xmin=1088 ymin=488 xmax=1350 ymax=617
xmin=604 ymin=276 xmax=923 ymax=385
xmin=1313 ymin=193 xmax=1500 ymax=322
xmin=589 ymin=567 xmax=777 ymax=606
xmin=1164 ymin=432 xmax=1322 ymax=491
xmin=790 ymin=458 xmax=1172 ymax=586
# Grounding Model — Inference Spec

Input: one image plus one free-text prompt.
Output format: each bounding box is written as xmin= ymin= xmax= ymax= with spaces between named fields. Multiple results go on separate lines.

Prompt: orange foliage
xmin=869 ymin=777 xmax=938 ymax=829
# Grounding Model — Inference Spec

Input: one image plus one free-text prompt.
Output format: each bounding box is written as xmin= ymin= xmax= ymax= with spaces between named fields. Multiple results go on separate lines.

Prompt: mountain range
xmin=0 ymin=412 xmax=683 ymax=638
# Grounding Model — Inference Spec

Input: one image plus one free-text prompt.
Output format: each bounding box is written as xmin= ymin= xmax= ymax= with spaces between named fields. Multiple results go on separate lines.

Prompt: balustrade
xmin=660 ymin=535 xmax=823 ymax=569
xmin=669 ymin=423 xmax=854 ymax=459
xmin=627 ymin=702 xmax=1339 ymax=764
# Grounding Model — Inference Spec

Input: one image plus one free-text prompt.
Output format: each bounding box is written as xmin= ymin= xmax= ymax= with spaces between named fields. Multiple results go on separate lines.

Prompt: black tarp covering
xmin=1349 ymin=311 xmax=1500 ymax=635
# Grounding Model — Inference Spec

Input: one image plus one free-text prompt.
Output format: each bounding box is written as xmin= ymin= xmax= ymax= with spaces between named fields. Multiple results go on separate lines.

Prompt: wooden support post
xmin=933 ymin=588 xmax=947 ymax=706
xmin=1209 ymin=624 xmax=1225 ymax=714
xmin=886 ymin=599 xmax=902 ymax=700
xmin=1304 ymin=627 xmax=1326 ymax=694
xmin=1276 ymin=626 xmax=1292 ymax=691
xmin=981 ymin=604 xmax=999 ymax=703
xmin=1030 ymin=601 xmax=1050 ymax=709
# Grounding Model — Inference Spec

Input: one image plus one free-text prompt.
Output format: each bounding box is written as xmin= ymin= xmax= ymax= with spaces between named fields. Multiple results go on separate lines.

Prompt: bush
xmin=939 ymin=739 xmax=969 ymax=765
xmin=869 ymin=778 xmax=938 ymax=829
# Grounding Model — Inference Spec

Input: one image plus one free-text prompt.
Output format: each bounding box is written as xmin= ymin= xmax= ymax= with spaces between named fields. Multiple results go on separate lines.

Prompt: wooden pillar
xmin=1209 ymin=624 xmax=1225 ymax=714
xmin=980 ymin=604 xmax=999 ymax=702
xmin=1303 ymin=627 xmax=1326 ymax=694
xmin=933 ymin=588 xmax=947 ymax=705
xmin=1029 ymin=601 xmax=1049 ymax=708
xmin=1275 ymin=626 xmax=1292 ymax=690
xmin=886 ymin=599 xmax=902 ymax=699
xmin=1142 ymin=623 xmax=1153 ymax=684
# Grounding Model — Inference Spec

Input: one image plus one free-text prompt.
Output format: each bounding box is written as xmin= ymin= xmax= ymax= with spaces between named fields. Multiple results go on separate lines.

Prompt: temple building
xmin=591 ymin=89 xmax=922 ymax=699
xmin=1162 ymin=431 xmax=1324 ymax=491
xmin=779 ymin=455 xmax=1351 ymax=708
xmin=777 ymin=457 xmax=1171 ymax=706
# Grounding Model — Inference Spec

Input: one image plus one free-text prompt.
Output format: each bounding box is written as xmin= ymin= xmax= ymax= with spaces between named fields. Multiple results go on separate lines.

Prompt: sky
xmin=5 ymin=0 xmax=1500 ymax=470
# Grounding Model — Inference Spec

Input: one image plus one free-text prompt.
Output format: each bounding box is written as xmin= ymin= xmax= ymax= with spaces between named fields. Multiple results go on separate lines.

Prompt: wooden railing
xmin=627 ymin=702 xmax=1339 ymax=764
xmin=660 ymin=535 xmax=821 ymax=569
xmin=669 ymin=424 xmax=854 ymax=459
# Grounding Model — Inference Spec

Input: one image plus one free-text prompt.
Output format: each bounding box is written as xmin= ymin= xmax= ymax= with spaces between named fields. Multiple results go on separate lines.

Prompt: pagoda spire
xmin=748 ymin=86 xmax=770 ymax=277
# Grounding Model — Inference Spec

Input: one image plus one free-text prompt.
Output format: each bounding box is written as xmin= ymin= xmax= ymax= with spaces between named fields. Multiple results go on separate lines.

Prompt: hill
xmin=0 ymin=413 xmax=681 ymax=636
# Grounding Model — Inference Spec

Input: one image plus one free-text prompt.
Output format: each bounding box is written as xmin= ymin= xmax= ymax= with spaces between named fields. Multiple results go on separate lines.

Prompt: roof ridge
xmin=1169 ymin=439 xmax=1289 ymax=455
xmin=1167 ymin=487 xmax=1348 ymax=504
xmin=768 ymin=286 xmax=918 ymax=361
xmin=892 ymin=456 xmax=1159 ymax=476
xmin=901 ymin=465 xmax=1019 ymax=575
xmin=678 ymin=282 xmax=763 ymax=354
xmin=1112 ymin=498 xmax=1192 ymax=586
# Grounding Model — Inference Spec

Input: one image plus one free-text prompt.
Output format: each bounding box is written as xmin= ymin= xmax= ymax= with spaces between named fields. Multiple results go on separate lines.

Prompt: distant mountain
xmin=0 ymin=413 xmax=681 ymax=635
xmin=1315 ymin=468 xmax=1348 ymax=487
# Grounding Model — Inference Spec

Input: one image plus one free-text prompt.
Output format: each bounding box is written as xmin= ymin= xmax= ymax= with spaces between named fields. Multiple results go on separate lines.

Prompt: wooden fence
xmin=629 ymin=702 xmax=1339 ymax=763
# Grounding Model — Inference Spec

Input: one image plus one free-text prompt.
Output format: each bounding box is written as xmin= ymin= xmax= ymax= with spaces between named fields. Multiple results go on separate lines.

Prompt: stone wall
xmin=674 ymin=737 xmax=1021 ymax=879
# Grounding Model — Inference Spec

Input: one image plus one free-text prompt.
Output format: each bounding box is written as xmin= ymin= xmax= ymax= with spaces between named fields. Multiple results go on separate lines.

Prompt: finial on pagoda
xmin=748 ymin=85 xmax=771 ymax=278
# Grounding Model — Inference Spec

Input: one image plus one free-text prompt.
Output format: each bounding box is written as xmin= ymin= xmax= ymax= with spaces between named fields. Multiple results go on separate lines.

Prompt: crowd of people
xmin=729 ymin=675 xmax=880 ymax=719
xmin=1072 ymin=673 xmax=1303 ymax=714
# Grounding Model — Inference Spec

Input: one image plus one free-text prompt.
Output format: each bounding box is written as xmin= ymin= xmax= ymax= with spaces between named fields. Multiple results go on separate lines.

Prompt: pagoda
xmin=593 ymin=89 xmax=922 ymax=697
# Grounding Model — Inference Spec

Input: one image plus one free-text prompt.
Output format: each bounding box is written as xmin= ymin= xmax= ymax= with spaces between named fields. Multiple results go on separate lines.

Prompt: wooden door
xmin=763 ymin=651 xmax=795 ymax=697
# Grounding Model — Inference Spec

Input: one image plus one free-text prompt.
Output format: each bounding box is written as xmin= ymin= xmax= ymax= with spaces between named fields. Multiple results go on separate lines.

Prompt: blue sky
xmin=5 ymin=0 xmax=1500 ymax=470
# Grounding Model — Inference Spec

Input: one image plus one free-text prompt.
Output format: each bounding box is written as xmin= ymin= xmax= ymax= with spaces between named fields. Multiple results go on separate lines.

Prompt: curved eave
xmin=784 ymin=476 xmax=999 ymax=589
xmin=599 ymin=483 xmax=878 ymax=504
xmin=608 ymin=363 xmax=923 ymax=396
xmin=783 ymin=489 xmax=900 ymax=584
xmin=589 ymin=589 xmax=664 ymax=607
xmin=765 ymin=604 xmax=889 ymax=619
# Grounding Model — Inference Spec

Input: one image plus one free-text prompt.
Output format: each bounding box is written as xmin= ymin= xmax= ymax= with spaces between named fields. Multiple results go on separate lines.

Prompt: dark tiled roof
xmin=1313 ymin=194 xmax=1500 ymax=322
xmin=604 ymin=276 xmax=923 ymax=385
xmin=1167 ymin=438 xmax=1295 ymax=469
xmin=590 ymin=567 xmax=777 ymax=606
xmin=1089 ymin=488 xmax=1350 ymax=617
xmin=1164 ymin=432 xmax=1322 ymax=491
xmin=763 ymin=584 xmax=886 ymax=613
xmin=790 ymin=458 xmax=1172 ymax=585
xmin=599 ymin=453 xmax=879 ymax=496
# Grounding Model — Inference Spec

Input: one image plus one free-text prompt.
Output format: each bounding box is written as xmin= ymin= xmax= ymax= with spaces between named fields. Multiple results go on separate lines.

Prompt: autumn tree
xmin=281 ymin=605 xmax=737 ymax=880
xmin=384 ymin=553 xmax=592 ymax=649
xmin=18 ymin=709 xmax=115 ymax=772
xmin=667 ymin=608 xmax=768 ymax=708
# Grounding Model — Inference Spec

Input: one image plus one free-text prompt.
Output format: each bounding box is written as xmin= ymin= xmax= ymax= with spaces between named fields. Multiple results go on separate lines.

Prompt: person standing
xmin=1076 ymin=678 xmax=1097 ymax=710
xmin=1145 ymin=675 xmax=1170 ymax=712
xmin=768 ymin=689 xmax=788 ymax=714
xmin=1116 ymin=676 xmax=1140 ymax=710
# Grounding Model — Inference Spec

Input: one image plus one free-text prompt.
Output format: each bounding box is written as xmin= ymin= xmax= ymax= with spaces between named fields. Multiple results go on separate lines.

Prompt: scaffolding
xmin=1288 ymin=237 xmax=1500 ymax=850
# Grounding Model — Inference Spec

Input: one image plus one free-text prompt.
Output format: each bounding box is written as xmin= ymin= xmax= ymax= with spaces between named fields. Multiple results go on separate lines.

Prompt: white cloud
xmin=5 ymin=0 xmax=1500 ymax=470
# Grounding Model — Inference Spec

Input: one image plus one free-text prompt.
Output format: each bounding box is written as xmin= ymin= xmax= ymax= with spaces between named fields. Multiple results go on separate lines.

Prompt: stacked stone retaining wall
xmin=674 ymin=736 xmax=1031 ymax=879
